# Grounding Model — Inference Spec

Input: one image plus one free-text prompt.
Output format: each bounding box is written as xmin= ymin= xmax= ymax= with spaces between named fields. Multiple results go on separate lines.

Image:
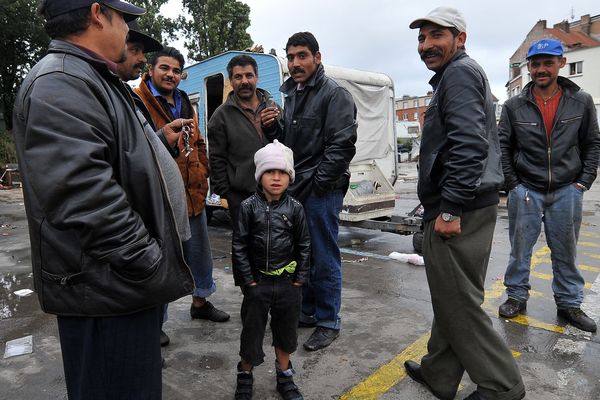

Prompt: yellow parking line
xmin=579 ymin=264 xmax=600 ymax=273
xmin=531 ymin=270 xmax=593 ymax=289
xmin=339 ymin=332 xmax=430 ymax=400
xmin=578 ymin=241 xmax=600 ymax=248
xmin=583 ymin=253 xmax=600 ymax=260
xmin=580 ymin=231 xmax=600 ymax=239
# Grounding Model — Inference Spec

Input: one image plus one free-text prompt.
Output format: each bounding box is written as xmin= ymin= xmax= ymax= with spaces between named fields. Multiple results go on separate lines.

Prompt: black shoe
xmin=558 ymin=307 xmax=597 ymax=332
xmin=235 ymin=363 xmax=253 ymax=400
xmin=303 ymin=327 xmax=339 ymax=351
xmin=276 ymin=361 xmax=303 ymax=400
xmin=404 ymin=360 xmax=451 ymax=400
xmin=160 ymin=330 xmax=170 ymax=347
xmin=498 ymin=298 xmax=526 ymax=318
xmin=190 ymin=301 xmax=230 ymax=322
xmin=463 ymin=391 xmax=484 ymax=400
xmin=298 ymin=320 xmax=316 ymax=328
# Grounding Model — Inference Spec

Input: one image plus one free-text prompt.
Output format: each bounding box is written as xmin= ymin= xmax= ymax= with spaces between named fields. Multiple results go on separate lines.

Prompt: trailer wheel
xmin=412 ymin=231 xmax=424 ymax=254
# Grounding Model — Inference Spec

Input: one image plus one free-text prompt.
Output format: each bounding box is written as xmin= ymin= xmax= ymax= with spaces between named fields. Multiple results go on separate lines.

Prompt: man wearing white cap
xmin=404 ymin=7 xmax=525 ymax=400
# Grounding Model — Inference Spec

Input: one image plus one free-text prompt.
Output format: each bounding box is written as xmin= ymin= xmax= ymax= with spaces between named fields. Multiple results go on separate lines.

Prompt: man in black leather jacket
xmin=12 ymin=2 xmax=193 ymax=398
xmin=403 ymin=7 xmax=525 ymax=400
xmin=498 ymin=39 xmax=600 ymax=333
xmin=262 ymin=32 xmax=357 ymax=352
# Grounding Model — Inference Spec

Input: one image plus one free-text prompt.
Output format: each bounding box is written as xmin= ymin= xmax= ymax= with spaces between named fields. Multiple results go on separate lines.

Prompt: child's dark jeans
xmin=239 ymin=274 xmax=302 ymax=366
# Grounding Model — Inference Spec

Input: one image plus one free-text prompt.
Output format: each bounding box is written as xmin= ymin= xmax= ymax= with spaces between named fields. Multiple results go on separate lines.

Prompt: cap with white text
xmin=526 ymin=39 xmax=564 ymax=59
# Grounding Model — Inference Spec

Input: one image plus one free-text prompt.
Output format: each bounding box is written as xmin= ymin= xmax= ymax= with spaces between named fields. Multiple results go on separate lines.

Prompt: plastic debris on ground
xmin=14 ymin=289 xmax=34 ymax=297
xmin=388 ymin=252 xmax=425 ymax=266
xmin=3 ymin=335 xmax=33 ymax=358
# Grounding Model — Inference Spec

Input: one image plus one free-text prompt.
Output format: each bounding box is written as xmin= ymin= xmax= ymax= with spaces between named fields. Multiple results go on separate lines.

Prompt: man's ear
xmin=89 ymin=3 xmax=106 ymax=29
xmin=558 ymin=57 xmax=567 ymax=68
xmin=315 ymin=51 xmax=322 ymax=65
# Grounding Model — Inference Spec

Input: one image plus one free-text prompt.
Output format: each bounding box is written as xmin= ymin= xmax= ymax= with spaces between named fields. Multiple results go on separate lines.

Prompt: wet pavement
xmin=1 ymin=162 xmax=600 ymax=399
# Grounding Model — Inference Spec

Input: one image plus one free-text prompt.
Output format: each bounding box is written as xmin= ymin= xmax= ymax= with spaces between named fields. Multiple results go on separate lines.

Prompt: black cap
xmin=127 ymin=20 xmax=163 ymax=53
xmin=42 ymin=0 xmax=145 ymax=22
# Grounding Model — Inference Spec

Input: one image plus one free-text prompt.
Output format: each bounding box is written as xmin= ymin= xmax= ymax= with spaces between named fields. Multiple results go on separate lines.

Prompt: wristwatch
xmin=441 ymin=212 xmax=460 ymax=222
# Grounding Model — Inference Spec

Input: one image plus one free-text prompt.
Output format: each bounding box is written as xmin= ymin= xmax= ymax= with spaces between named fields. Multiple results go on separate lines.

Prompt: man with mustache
xmin=404 ymin=7 xmax=525 ymax=400
xmin=117 ymin=22 xmax=195 ymax=348
xmin=207 ymin=54 xmax=281 ymax=231
xmin=14 ymin=1 xmax=195 ymax=398
xmin=136 ymin=47 xmax=231 ymax=327
xmin=263 ymin=32 xmax=357 ymax=351
xmin=498 ymin=39 xmax=600 ymax=332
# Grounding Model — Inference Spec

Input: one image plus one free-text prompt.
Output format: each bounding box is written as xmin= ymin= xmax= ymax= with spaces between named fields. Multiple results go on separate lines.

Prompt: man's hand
xmin=163 ymin=118 xmax=195 ymax=147
xmin=434 ymin=215 xmax=461 ymax=239
xmin=260 ymin=106 xmax=279 ymax=128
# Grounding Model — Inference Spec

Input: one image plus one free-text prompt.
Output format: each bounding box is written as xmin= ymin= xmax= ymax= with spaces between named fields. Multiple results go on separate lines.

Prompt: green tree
xmin=130 ymin=0 xmax=175 ymax=44
xmin=176 ymin=0 xmax=253 ymax=61
xmin=0 ymin=0 xmax=49 ymax=131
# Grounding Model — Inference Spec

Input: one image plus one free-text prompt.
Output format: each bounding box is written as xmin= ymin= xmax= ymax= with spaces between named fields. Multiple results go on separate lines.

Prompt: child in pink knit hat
xmin=232 ymin=139 xmax=310 ymax=400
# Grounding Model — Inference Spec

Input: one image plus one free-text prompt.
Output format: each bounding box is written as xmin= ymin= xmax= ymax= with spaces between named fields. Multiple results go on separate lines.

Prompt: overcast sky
xmin=163 ymin=1 xmax=600 ymax=102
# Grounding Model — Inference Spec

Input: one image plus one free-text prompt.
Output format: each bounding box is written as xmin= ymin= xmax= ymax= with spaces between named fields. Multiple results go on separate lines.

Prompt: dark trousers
xmin=239 ymin=275 xmax=302 ymax=366
xmin=420 ymin=205 xmax=525 ymax=400
xmin=57 ymin=306 xmax=163 ymax=400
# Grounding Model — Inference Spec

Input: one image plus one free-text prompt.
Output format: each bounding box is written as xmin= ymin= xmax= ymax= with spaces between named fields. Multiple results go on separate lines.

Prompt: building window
xmin=413 ymin=112 xmax=419 ymax=120
xmin=403 ymin=101 xmax=408 ymax=109
xmin=413 ymin=100 xmax=419 ymax=107
xmin=402 ymin=113 xmax=408 ymax=121
xmin=425 ymin=98 xmax=431 ymax=106
xmin=569 ymin=61 xmax=583 ymax=75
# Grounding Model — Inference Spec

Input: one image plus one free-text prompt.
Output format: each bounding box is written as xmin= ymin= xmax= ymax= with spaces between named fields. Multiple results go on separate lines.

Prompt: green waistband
xmin=260 ymin=261 xmax=297 ymax=276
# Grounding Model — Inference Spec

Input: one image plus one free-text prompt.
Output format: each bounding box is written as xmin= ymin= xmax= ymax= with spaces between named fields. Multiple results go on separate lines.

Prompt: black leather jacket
xmin=418 ymin=50 xmax=504 ymax=221
xmin=499 ymin=77 xmax=600 ymax=192
xmin=269 ymin=64 xmax=357 ymax=203
xmin=12 ymin=40 xmax=194 ymax=316
xmin=232 ymin=190 xmax=310 ymax=286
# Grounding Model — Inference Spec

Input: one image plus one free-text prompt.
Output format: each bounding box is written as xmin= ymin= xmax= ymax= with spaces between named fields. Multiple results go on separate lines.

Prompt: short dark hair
xmin=285 ymin=32 xmax=319 ymax=55
xmin=449 ymin=27 xmax=460 ymax=38
xmin=149 ymin=46 xmax=185 ymax=69
xmin=37 ymin=1 xmax=112 ymax=40
xmin=227 ymin=55 xmax=258 ymax=79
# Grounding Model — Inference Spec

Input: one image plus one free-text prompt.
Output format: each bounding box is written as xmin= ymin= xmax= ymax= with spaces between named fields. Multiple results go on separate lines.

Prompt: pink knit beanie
xmin=254 ymin=140 xmax=295 ymax=183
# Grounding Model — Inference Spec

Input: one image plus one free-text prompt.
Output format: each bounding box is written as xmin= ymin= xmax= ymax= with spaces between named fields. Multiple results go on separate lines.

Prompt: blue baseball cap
xmin=41 ymin=0 xmax=145 ymax=22
xmin=526 ymin=39 xmax=564 ymax=59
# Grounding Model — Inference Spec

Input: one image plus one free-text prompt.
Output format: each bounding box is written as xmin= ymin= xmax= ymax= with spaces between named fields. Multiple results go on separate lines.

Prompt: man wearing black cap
xmin=13 ymin=2 xmax=194 ymax=399
xmin=404 ymin=7 xmax=525 ymax=400
xmin=498 ymin=39 xmax=600 ymax=332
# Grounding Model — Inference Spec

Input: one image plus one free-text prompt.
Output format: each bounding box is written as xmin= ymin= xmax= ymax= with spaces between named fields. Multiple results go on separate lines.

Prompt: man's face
xmin=101 ymin=9 xmax=129 ymax=64
xmin=527 ymin=55 xmax=566 ymax=89
xmin=417 ymin=24 xmax=465 ymax=72
xmin=286 ymin=45 xmax=321 ymax=84
xmin=148 ymin=56 xmax=182 ymax=95
xmin=116 ymin=42 xmax=146 ymax=81
xmin=231 ymin=65 xmax=258 ymax=100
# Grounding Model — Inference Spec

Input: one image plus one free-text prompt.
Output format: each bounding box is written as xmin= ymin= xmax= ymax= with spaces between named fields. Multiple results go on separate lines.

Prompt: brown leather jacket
xmin=135 ymin=74 xmax=209 ymax=216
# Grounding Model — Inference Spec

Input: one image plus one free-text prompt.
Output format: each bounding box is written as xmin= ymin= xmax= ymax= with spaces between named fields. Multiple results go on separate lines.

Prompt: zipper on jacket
xmin=560 ymin=116 xmax=582 ymax=124
xmin=265 ymin=204 xmax=271 ymax=272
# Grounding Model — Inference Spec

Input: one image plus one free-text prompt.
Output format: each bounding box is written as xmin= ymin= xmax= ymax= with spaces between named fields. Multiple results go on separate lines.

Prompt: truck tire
xmin=412 ymin=231 xmax=424 ymax=254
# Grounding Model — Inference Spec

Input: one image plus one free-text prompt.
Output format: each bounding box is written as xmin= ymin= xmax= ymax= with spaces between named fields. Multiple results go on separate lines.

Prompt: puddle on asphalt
xmin=0 ymin=271 xmax=37 ymax=320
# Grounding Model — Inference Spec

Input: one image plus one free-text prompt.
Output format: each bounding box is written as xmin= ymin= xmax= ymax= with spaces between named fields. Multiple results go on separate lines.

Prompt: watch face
xmin=442 ymin=213 xmax=450 ymax=222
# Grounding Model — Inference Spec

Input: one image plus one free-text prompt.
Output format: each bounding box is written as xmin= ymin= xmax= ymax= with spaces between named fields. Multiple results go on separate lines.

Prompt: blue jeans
xmin=504 ymin=183 xmax=584 ymax=307
xmin=183 ymin=210 xmax=217 ymax=298
xmin=163 ymin=210 xmax=216 ymax=325
xmin=301 ymin=190 xmax=344 ymax=330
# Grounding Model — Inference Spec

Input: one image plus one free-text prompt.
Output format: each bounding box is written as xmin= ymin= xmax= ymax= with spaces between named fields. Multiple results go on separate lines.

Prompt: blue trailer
xmin=179 ymin=51 xmax=421 ymax=243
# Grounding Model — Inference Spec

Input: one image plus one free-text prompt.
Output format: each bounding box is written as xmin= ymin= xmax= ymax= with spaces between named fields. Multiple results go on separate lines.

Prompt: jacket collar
xmin=47 ymin=40 xmax=120 ymax=81
xmin=521 ymin=76 xmax=580 ymax=101
xmin=280 ymin=63 xmax=325 ymax=95
xmin=428 ymin=49 xmax=467 ymax=91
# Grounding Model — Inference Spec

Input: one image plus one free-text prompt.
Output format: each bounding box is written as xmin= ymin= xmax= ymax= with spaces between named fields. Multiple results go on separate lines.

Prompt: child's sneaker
xmin=275 ymin=361 xmax=303 ymax=400
xmin=235 ymin=362 xmax=253 ymax=400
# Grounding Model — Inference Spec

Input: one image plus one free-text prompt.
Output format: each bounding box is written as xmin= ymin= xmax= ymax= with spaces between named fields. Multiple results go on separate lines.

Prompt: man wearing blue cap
xmin=13 ymin=1 xmax=194 ymax=398
xmin=498 ymin=38 xmax=600 ymax=332
xmin=404 ymin=7 xmax=525 ymax=400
